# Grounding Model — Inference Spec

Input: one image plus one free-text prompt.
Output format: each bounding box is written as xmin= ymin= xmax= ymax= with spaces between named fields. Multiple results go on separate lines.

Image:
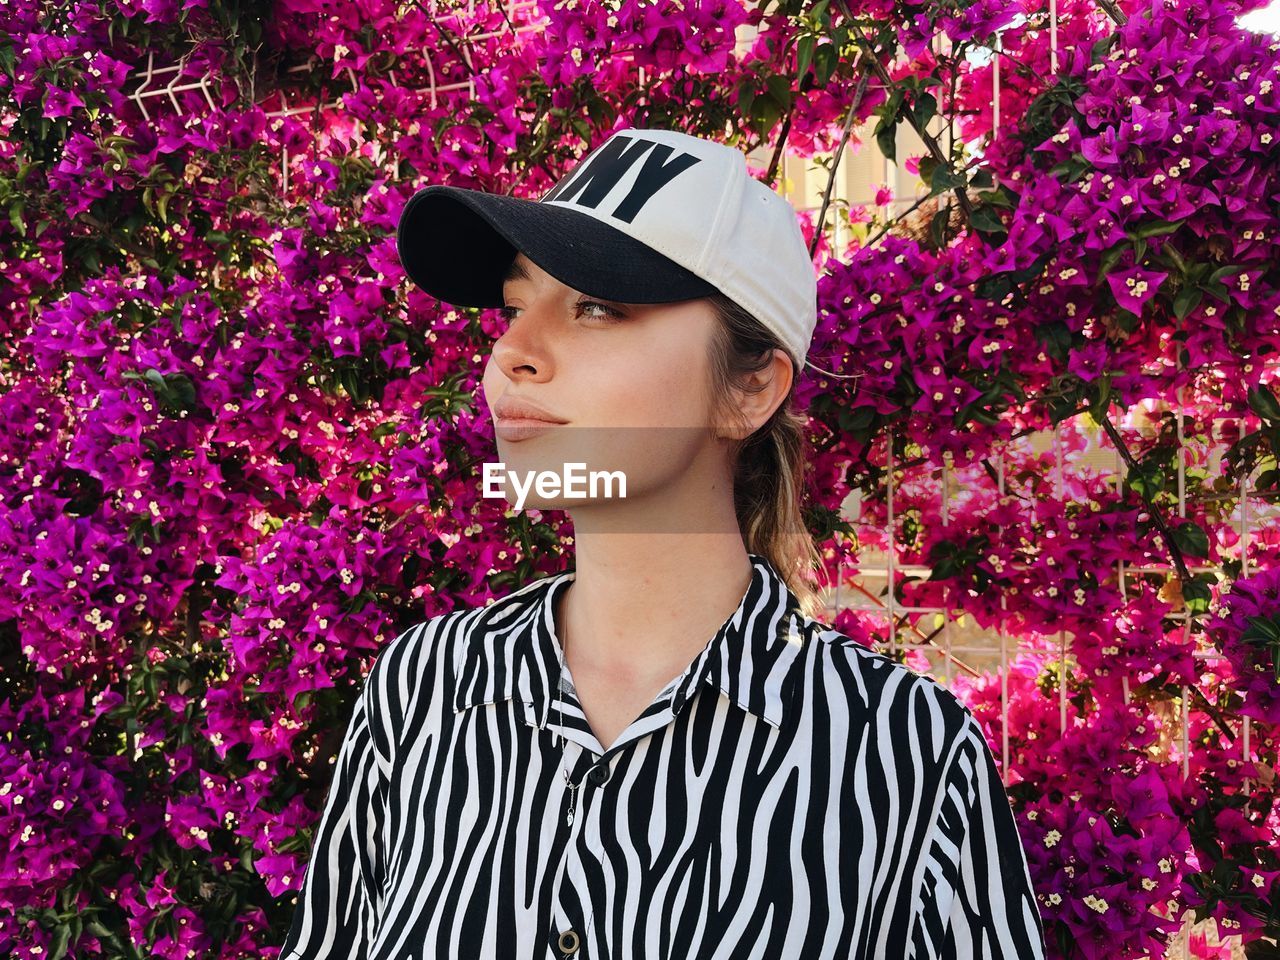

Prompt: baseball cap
xmin=395 ymin=127 xmax=819 ymax=371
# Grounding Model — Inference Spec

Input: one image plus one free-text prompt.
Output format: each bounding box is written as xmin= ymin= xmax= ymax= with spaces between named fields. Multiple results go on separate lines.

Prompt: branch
xmin=764 ymin=107 xmax=796 ymax=188
xmin=503 ymin=98 xmax=561 ymax=197
xmin=1098 ymin=413 xmax=1193 ymax=584
xmin=834 ymin=580 xmax=983 ymax=678
xmin=413 ymin=2 xmax=479 ymax=79
xmin=1095 ymin=0 xmax=1128 ymax=25
xmin=809 ymin=52 xmax=871 ymax=259
xmin=834 ymin=1 xmax=975 ymax=227
xmin=1187 ymin=684 xmax=1238 ymax=746
xmin=864 ymin=152 xmax=989 ymax=247
xmin=185 ymin=583 xmax=203 ymax=653
xmin=1092 ymin=416 xmax=1241 ymax=743
xmin=763 ymin=28 xmax=807 ymax=188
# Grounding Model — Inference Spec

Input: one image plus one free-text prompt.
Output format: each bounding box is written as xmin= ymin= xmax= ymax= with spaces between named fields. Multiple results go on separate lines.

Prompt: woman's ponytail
xmin=703 ymin=291 xmax=827 ymax=623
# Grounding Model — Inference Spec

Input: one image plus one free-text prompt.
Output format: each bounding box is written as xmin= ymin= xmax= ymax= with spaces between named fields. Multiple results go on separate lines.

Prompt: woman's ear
xmin=715 ymin=349 xmax=793 ymax=441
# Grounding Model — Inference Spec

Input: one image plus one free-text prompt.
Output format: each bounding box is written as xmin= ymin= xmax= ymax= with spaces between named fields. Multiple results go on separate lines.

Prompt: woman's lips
xmin=494 ymin=417 xmax=566 ymax=441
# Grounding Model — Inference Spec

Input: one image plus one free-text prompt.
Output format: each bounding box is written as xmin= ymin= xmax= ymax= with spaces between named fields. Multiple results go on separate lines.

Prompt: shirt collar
xmin=452 ymin=553 xmax=809 ymax=731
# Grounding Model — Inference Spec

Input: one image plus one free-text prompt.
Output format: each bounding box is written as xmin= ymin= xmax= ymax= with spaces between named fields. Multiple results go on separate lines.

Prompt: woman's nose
xmin=491 ymin=306 xmax=557 ymax=374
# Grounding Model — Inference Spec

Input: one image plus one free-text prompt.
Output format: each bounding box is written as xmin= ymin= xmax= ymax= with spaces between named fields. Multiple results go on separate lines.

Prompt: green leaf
xmin=168 ymin=373 xmax=195 ymax=411
xmin=913 ymin=92 xmax=937 ymax=129
xmin=49 ymin=923 xmax=71 ymax=960
xmin=836 ymin=406 xmax=878 ymax=434
xmin=968 ymin=204 xmax=1006 ymax=235
xmin=1048 ymin=392 xmax=1080 ymax=425
xmin=917 ymin=155 xmax=937 ymax=187
xmin=1096 ymin=239 xmax=1128 ymax=280
xmin=926 ymin=534 xmax=991 ymax=585
xmin=928 ymin=162 xmax=966 ymax=197
xmin=1047 ymin=152 xmax=1090 ymax=183
xmin=1182 ymin=576 xmax=1213 ymax=616
xmin=756 ymin=96 xmax=781 ymax=135
xmin=815 ymin=43 xmax=838 ymax=85
xmin=796 ymin=35 xmax=815 ymax=81
xmin=929 ymin=202 xmax=950 ymax=245
xmin=1087 ymin=373 xmax=1112 ymax=421
xmin=1242 ymin=615 xmax=1280 ymax=646
xmin=763 ymin=74 xmax=792 ymax=110
xmin=1170 ymin=520 xmax=1210 ymax=558
xmin=1130 ymin=217 xmax=1186 ymax=239
xmin=1128 ymin=460 xmax=1164 ymax=499
xmin=875 ymin=122 xmax=896 ymax=164
xmin=878 ymin=86 xmax=905 ymax=126
xmin=1034 ymin=320 xmax=1073 ymax=362
xmin=1203 ymin=281 xmax=1233 ymax=304
xmin=1247 ymin=386 xmax=1280 ymax=424
xmin=1172 ymin=285 xmax=1202 ymax=321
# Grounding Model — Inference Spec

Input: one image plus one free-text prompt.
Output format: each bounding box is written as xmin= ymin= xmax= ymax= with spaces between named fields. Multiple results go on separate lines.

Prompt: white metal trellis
xmin=122 ymin=0 xmax=550 ymax=193
xmin=129 ymin=50 xmax=219 ymax=122
xmin=771 ymin=10 xmax=1265 ymax=957
xmin=824 ymin=403 xmax=1269 ymax=958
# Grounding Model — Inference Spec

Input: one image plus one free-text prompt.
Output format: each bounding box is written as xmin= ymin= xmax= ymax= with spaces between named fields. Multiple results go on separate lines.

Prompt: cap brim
xmin=395 ymin=184 xmax=721 ymax=309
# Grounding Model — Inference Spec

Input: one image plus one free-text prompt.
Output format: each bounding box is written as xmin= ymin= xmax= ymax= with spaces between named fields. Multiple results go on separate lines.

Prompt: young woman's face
xmin=481 ymin=251 xmax=731 ymax=515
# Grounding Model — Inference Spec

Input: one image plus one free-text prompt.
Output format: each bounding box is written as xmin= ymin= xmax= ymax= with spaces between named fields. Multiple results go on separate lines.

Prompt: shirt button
xmin=587 ymin=763 xmax=610 ymax=786
xmin=557 ymin=928 xmax=581 ymax=955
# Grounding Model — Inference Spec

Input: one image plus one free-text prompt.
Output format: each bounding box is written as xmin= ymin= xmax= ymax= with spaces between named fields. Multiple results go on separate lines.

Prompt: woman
xmin=281 ymin=127 xmax=1046 ymax=959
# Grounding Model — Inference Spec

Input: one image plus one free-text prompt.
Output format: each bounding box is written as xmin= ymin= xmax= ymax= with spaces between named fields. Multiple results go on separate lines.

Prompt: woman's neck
xmin=555 ymin=535 xmax=755 ymax=687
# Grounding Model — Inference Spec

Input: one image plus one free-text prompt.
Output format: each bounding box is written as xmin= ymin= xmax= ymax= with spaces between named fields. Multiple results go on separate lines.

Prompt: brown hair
xmin=702 ymin=291 xmax=828 ymax=623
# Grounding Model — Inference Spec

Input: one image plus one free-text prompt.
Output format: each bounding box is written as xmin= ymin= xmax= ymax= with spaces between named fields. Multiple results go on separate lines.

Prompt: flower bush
xmin=1 ymin=0 xmax=1279 ymax=956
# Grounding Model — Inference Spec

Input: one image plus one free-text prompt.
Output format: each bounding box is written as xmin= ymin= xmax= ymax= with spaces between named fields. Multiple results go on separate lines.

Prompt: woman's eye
xmin=496 ymin=301 xmax=624 ymax=323
xmin=576 ymin=299 xmax=624 ymax=321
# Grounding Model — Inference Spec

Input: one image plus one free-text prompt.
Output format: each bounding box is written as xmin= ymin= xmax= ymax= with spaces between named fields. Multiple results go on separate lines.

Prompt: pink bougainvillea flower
xmin=1067 ymin=339 xmax=1110 ymax=382
xmin=1106 ymin=263 xmax=1168 ymax=316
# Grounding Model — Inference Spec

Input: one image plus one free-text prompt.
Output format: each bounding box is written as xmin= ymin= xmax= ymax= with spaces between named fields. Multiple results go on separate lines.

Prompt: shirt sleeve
xmin=279 ymin=674 xmax=388 ymax=960
xmin=911 ymin=712 xmax=1046 ymax=960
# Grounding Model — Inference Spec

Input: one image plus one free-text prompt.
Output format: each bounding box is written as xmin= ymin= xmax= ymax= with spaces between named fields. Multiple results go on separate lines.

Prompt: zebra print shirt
xmin=281 ymin=553 xmax=1046 ymax=959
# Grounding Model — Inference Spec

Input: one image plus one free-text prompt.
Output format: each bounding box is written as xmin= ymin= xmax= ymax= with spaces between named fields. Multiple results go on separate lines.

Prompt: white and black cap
xmin=396 ymin=127 xmax=819 ymax=371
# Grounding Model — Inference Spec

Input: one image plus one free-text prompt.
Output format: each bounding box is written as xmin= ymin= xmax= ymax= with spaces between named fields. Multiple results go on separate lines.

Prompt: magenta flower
xmin=1067 ymin=339 xmax=1110 ymax=382
xmin=3 ymin=0 xmax=1279 ymax=956
xmin=41 ymin=85 xmax=84 ymax=119
xmin=1106 ymin=263 xmax=1168 ymax=316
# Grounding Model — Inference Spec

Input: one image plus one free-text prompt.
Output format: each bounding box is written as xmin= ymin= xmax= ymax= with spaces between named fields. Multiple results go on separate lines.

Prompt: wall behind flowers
xmin=1 ymin=0 xmax=1279 ymax=957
